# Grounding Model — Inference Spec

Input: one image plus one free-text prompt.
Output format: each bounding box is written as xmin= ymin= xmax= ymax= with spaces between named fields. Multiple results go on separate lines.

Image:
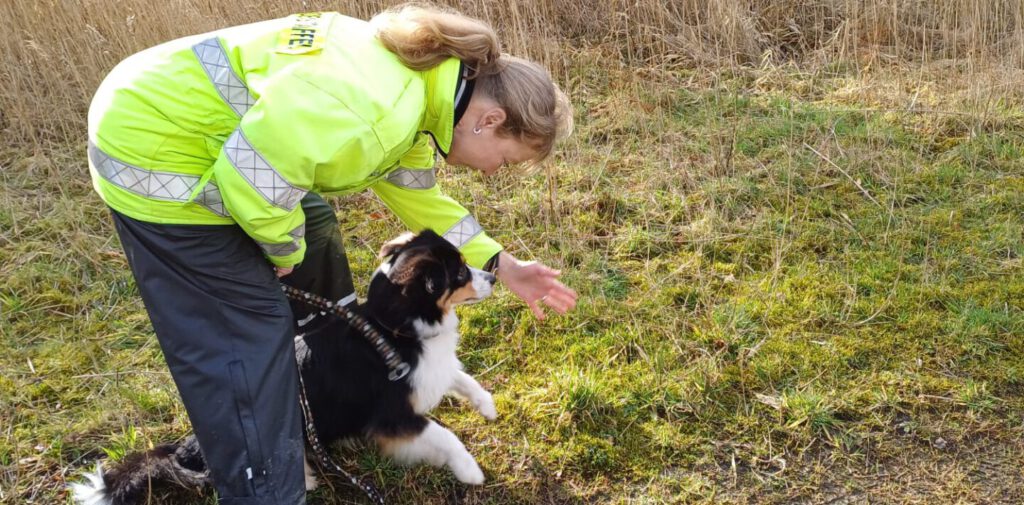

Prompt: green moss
xmin=6 ymin=61 xmax=1024 ymax=503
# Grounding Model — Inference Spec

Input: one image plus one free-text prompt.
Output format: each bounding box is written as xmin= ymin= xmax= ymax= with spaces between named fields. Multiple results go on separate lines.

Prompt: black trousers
xmin=111 ymin=194 xmax=354 ymax=505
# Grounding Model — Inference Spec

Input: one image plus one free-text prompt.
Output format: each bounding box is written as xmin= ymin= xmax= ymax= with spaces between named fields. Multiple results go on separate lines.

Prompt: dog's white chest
xmin=409 ymin=316 xmax=462 ymax=414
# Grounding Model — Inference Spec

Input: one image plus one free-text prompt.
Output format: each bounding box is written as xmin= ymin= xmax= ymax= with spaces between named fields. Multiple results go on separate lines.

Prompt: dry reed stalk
xmin=1 ymin=0 xmax=1021 ymax=147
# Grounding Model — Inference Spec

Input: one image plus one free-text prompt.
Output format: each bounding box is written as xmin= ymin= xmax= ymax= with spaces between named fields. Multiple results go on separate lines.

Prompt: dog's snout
xmin=467 ymin=267 xmax=496 ymax=303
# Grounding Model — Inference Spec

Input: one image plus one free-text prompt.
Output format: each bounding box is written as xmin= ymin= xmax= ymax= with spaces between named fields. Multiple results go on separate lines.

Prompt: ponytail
xmin=371 ymin=3 xmax=500 ymax=78
xmin=373 ymin=3 xmax=574 ymax=163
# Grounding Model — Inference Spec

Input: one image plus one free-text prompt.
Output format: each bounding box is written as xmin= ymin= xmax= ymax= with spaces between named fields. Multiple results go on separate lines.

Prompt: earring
xmin=473 ymin=127 xmax=482 ymax=134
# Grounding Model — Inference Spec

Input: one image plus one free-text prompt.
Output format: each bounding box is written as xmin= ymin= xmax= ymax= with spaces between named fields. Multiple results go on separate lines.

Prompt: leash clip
xmin=388 ymin=362 xmax=410 ymax=381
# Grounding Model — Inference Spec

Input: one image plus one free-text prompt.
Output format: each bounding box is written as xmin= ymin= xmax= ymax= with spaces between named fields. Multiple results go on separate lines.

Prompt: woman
xmin=87 ymin=4 xmax=576 ymax=504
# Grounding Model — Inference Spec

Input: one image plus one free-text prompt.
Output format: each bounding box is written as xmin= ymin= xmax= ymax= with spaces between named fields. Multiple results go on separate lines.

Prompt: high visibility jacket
xmin=88 ymin=12 xmax=502 ymax=268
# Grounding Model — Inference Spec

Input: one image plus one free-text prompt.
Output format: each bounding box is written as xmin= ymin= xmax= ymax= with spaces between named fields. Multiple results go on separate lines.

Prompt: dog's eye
xmin=458 ymin=266 xmax=470 ymax=282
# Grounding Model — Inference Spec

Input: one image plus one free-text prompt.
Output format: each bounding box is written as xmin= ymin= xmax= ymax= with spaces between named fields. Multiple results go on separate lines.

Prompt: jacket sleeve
xmin=214 ymin=72 xmax=386 ymax=267
xmin=370 ymin=134 xmax=502 ymax=268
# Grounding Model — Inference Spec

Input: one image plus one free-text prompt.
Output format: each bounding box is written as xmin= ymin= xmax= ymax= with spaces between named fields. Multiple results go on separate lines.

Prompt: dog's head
xmin=368 ymin=230 xmax=496 ymax=326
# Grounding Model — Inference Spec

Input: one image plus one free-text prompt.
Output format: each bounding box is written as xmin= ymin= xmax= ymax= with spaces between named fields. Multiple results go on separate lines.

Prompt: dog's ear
xmin=379 ymin=232 xmax=416 ymax=259
xmin=388 ymin=248 xmax=439 ymax=291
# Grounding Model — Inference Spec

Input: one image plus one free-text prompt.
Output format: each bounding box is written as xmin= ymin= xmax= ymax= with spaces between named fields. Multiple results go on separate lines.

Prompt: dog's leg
xmin=377 ymin=420 xmax=485 ymax=484
xmin=450 ymin=370 xmax=497 ymax=420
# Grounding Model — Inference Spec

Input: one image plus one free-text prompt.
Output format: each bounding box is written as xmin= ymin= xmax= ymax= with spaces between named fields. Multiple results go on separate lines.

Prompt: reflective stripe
xmin=442 ymin=214 xmax=483 ymax=248
xmin=297 ymin=292 xmax=356 ymax=328
xmin=296 ymin=313 xmax=318 ymax=327
xmin=192 ymin=38 xmax=255 ymax=117
xmin=194 ymin=180 xmax=229 ymax=217
xmin=386 ymin=167 xmax=436 ymax=190
xmin=338 ymin=292 xmax=357 ymax=307
xmin=224 ymin=129 xmax=307 ymax=210
xmin=89 ymin=142 xmax=198 ymax=201
xmin=258 ymin=222 xmax=305 ymax=257
xmin=88 ymin=142 xmax=227 ymax=216
xmin=260 ymin=241 xmax=300 ymax=257
xmin=453 ymin=74 xmax=468 ymax=107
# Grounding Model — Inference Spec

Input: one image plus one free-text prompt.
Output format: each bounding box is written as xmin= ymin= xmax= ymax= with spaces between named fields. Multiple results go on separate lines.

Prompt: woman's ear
xmin=478 ymin=107 xmax=507 ymax=130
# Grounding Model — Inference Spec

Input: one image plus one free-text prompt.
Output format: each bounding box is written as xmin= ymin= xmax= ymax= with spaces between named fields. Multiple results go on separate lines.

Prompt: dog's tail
xmin=69 ymin=435 xmax=210 ymax=505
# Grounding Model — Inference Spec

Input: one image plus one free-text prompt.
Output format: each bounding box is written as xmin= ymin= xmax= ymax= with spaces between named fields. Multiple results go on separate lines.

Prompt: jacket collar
xmin=418 ymin=57 xmax=462 ymax=157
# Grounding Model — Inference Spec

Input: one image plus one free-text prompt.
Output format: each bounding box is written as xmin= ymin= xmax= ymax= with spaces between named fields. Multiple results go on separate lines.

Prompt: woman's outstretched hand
xmin=494 ymin=251 xmax=577 ymax=320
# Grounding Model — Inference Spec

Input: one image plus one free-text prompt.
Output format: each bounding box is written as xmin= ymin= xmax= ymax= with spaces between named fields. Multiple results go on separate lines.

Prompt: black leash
xmin=282 ymin=284 xmax=410 ymax=505
xmin=294 ymin=364 xmax=386 ymax=504
xmin=283 ymin=284 xmax=410 ymax=381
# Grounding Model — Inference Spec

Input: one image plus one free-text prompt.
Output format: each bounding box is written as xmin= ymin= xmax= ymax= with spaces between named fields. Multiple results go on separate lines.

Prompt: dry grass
xmin=2 ymin=1 xmax=1023 ymax=145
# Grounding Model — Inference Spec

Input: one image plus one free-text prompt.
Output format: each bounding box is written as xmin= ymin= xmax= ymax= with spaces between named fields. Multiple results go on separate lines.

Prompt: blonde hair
xmin=372 ymin=3 xmax=573 ymax=163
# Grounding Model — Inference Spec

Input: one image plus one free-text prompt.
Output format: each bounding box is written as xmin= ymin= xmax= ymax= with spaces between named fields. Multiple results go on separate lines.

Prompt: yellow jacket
xmin=88 ymin=12 xmax=501 ymax=267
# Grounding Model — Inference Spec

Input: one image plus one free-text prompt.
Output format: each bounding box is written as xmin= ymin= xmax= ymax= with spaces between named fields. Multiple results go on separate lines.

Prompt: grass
xmin=3 ymin=54 xmax=1024 ymax=503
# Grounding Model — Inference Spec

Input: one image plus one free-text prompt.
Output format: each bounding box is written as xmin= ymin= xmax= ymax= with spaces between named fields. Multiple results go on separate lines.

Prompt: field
xmin=2 ymin=1 xmax=1023 ymax=503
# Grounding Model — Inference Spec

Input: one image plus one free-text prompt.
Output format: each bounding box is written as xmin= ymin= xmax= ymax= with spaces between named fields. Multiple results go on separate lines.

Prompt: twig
xmin=803 ymin=143 xmax=883 ymax=209
xmin=917 ymin=394 xmax=955 ymax=402
xmin=479 ymin=357 xmax=509 ymax=377
xmin=71 ymin=371 xmax=169 ymax=379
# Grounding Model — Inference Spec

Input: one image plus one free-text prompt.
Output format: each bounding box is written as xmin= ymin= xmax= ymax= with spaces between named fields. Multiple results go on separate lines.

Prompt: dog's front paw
xmin=474 ymin=392 xmax=498 ymax=421
xmin=449 ymin=454 xmax=485 ymax=485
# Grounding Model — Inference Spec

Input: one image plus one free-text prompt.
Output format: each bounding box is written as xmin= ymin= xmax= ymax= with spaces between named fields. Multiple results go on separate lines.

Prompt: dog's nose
xmin=484 ymin=272 xmax=496 ymax=285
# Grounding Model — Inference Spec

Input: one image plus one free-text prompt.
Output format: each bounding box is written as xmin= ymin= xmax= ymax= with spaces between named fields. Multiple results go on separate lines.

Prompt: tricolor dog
xmin=72 ymin=230 xmax=498 ymax=504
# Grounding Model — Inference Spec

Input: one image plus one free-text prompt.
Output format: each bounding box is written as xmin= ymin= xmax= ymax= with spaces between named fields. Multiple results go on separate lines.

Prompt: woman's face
xmin=446 ymin=98 xmax=539 ymax=176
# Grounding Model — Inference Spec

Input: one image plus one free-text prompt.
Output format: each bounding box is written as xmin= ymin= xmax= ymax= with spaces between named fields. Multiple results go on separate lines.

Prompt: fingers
xmin=528 ymin=264 xmax=575 ymax=295
xmin=526 ymin=300 xmax=546 ymax=320
xmin=530 ymin=279 xmax=577 ymax=316
xmin=542 ymin=289 xmax=576 ymax=314
xmin=555 ymin=282 xmax=578 ymax=303
xmin=531 ymin=263 xmax=561 ymax=278
xmin=537 ymin=270 xmax=577 ymax=315
xmin=514 ymin=260 xmax=578 ymax=319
